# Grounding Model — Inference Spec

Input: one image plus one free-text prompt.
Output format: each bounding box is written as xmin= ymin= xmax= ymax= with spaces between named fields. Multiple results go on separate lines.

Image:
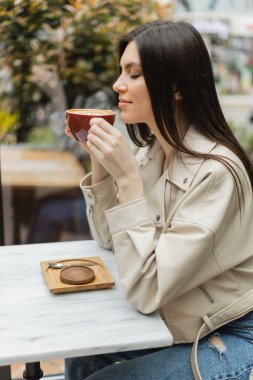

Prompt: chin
xmin=120 ymin=114 xmax=140 ymax=125
xmin=120 ymin=116 xmax=132 ymax=124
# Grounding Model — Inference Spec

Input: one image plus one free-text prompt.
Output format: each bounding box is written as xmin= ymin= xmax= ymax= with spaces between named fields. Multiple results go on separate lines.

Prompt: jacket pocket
xmin=199 ymin=285 xmax=214 ymax=304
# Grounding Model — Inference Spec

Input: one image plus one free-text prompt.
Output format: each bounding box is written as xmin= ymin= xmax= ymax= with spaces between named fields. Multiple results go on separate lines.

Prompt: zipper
xmin=199 ymin=285 xmax=214 ymax=304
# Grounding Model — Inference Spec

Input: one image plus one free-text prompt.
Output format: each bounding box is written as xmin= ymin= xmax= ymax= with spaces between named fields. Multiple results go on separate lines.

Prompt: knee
xmin=208 ymin=333 xmax=226 ymax=354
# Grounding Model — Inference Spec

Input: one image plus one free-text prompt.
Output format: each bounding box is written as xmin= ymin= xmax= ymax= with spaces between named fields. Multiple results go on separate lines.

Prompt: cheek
xmin=132 ymin=87 xmax=150 ymax=109
xmin=137 ymin=83 xmax=149 ymax=98
xmin=138 ymin=90 xmax=152 ymax=112
xmin=139 ymin=84 xmax=151 ymax=104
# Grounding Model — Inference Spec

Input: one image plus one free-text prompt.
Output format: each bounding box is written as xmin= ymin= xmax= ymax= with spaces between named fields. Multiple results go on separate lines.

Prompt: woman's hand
xmin=87 ymin=118 xmax=144 ymax=203
xmin=65 ymin=121 xmax=89 ymax=151
xmin=65 ymin=118 xmax=109 ymax=183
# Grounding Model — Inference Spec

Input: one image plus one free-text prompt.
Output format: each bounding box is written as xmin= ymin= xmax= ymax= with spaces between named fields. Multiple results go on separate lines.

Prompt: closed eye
xmin=130 ymin=74 xmax=141 ymax=79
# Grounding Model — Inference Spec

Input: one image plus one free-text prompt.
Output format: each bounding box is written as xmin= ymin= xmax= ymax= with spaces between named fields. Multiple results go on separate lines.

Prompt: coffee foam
xmin=67 ymin=109 xmax=114 ymax=116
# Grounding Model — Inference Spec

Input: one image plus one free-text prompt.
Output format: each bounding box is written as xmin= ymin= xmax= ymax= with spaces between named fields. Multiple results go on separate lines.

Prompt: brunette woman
xmin=65 ymin=20 xmax=253 ymax=380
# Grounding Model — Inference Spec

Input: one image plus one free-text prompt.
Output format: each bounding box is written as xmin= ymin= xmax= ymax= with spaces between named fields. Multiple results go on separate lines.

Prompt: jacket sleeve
xmin=104 ymin=160 xmax=248 ymax=314
xmin=80 ymin=173 xmax=118 ymax=249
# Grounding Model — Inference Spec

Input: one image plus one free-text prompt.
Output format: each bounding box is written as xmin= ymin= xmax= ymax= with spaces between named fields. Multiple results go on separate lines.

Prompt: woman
xmin=65 ymin=20 xmax=253 ymax=380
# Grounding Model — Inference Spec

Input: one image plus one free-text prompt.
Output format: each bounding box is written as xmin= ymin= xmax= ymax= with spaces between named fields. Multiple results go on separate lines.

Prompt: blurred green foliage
xmin=0 ymin=0 xmax=172 ymax=142
xmin=0 ymin=109 xmax=19 ymax=141
xmin=26 ymin=125 xmax=54 ymax=145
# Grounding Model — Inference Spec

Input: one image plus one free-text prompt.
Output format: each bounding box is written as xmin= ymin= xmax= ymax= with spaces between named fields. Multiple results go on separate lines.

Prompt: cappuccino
xmin=66 ymin=108 xmax=115 ymax=142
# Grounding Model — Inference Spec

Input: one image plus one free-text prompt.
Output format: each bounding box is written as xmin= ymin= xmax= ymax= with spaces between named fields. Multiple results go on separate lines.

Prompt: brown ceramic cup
xmin=66 ymin=108 xmax=115 ymax=142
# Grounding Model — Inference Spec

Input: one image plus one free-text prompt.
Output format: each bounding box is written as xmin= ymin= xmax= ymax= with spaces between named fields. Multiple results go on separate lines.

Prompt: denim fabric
xmin=65 ymin=311 xmax=253 ymax=380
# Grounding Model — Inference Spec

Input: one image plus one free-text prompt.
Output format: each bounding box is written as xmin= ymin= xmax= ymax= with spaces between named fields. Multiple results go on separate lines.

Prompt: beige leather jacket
xmin=80 ymin=126 xmax=253 ymax=345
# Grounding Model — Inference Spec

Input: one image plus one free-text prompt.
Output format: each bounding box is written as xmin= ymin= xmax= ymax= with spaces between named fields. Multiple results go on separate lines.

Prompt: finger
xmin=86 ymin=138 xmax=106 ymax=162
xmin=65 ymin=125 xmax=73 ymax=138
xmin=65 ymin=124 xmax=91 ymax=154
xmin=88 ymin=123 xmax=111 ymax=143
xmin=89 ymin=120 xmax=123 ymax=145
xmin=87 ymin=129 xmax=108 ymax=152
xmin=90 ymin=117 xmax=115 ymax=134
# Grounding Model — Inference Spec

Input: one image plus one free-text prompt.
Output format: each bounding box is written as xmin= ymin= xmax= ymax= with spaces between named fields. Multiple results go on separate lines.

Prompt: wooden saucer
xmin=60 ymin=265 xmax=95 ymax=285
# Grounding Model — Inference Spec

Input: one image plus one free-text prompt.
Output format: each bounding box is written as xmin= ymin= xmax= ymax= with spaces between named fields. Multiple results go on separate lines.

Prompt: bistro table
xmin=1 ymin=145 xmax=85 ymax=189
xmin=0 ymin=240 xmax=173 ymax=380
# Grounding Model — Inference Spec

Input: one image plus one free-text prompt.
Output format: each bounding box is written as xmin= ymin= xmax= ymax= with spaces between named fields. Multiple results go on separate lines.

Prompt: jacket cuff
xmin=80 ymin=173 xmax=116 ymax=205
xmin=80 ymin=172 xmax=93 ymax=187
xmin=105 ymin=197 xmax=151 ymax=234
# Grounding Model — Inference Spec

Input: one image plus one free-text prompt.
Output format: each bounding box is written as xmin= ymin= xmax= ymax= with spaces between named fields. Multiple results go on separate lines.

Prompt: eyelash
xmin=130 ymin=74 xmax=141 ymax=79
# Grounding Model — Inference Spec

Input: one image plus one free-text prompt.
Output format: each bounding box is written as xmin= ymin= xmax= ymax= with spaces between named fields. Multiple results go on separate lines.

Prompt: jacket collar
xmin=145 ymin=126 xmax=217 ymax=191
xmin=168 ymin=126 xmax=217 ymax=191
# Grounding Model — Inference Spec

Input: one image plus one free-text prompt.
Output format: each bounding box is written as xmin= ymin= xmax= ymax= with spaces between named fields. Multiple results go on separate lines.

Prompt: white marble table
xmin=0 ymin=240 xmax=173 ymax=379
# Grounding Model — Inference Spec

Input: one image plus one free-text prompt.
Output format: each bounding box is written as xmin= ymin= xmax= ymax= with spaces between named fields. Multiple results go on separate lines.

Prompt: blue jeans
xmin=65 ymin=311 xmax=253 ymax=379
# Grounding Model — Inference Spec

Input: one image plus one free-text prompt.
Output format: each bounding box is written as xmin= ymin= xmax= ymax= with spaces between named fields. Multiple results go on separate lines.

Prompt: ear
xmin=174 ymin=91 xmax=183 ymax=101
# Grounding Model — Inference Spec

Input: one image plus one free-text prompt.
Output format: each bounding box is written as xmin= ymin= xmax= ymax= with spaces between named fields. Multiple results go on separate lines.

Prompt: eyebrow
xmin=120 ymin=61 xmax=141 ymax=70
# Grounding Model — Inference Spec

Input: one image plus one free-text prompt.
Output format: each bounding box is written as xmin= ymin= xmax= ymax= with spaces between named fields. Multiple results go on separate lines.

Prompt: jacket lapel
xmin=165 ymin=127 xmax=217 ymax=191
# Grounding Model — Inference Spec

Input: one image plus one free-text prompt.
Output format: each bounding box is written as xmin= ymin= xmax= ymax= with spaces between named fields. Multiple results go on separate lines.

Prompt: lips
xmin=119 ymin=98 xmax=132 ymax=103
xmin=118 ymin=98 xmax=132 ymax=108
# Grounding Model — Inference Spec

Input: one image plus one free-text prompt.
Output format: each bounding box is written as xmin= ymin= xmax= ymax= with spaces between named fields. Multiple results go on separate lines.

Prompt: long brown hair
xmin=118 ymin=20 xmax=253 ymax=208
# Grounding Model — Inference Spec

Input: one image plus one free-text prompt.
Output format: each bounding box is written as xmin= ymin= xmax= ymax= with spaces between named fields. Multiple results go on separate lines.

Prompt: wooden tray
xmin=40 ymin=256 xmax=115 ymax=294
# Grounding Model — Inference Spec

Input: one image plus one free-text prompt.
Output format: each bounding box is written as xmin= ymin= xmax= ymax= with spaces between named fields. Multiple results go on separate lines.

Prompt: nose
xmin=113 ymin=77 xmax=127 ymax=93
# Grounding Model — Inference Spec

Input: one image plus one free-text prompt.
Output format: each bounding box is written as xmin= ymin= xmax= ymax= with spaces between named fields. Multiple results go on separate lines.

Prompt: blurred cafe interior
xmin=0 ymin=0 xmax=253 ymax=246
xmin=0 ymin=1 xmax=252 ymax=379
